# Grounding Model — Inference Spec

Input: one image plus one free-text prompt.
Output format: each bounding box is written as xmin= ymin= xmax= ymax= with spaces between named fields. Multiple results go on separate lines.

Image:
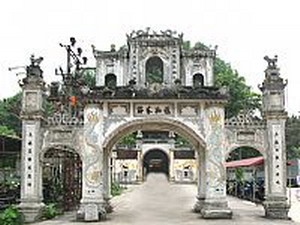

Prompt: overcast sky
xmin=0 ymin=0 xmax=299 ymax=115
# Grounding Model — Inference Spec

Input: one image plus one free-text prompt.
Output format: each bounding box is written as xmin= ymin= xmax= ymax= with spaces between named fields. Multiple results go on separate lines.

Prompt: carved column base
xmin=77 ymin=202 xmax=107 ymax=221
xmin=104 ymin=196 xmax=113 ymax=213
xmin=18 ymin=201 xmax=44 ymax=223
xmin=263 ymin=196 xmax=290 ymax=219
xmin=201 ymin=200 xmax=232 ymax=219
xmin=193 ymin=196 xmax=205 ymax=213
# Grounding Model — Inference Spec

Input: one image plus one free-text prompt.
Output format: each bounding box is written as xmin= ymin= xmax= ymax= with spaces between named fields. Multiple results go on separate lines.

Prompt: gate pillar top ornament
xmin=18 ymin=55 xmax=45 ymax=90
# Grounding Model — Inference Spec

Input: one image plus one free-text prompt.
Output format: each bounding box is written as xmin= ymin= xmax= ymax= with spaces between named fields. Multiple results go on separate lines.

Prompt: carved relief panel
xmin=108 ymin=103 xmax=130 ymax=116
xmin=24 ymin=91 xmax=39 ymax=112
xmin=178 ymin=104 xmax=199 ymax=116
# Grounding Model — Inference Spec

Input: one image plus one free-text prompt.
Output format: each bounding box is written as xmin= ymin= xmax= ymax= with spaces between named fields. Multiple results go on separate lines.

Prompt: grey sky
xmin=0 ymin=0 xmax=299 ymax=115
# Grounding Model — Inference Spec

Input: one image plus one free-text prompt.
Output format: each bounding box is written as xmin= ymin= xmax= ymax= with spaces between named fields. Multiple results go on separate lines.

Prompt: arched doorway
xmin=145 ymin=56 xmax=164 ymax=84
xmin=225 ymin=146 xmax=265 ymax=202
xmin=42 ymin=148 xmax=82 ymax=211
xmin=143 ymin=149 xmax=169 ymax=177
xmin=104 ymin=73 xmax=117 ymax=88
xmin=193 ymin=73 xmax=204 ymax=87
xmin=101 ymin=118 xmax=209 ymax=216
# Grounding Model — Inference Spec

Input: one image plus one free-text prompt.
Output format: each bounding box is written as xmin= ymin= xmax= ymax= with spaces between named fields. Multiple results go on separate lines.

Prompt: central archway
xmin=102 ymin=118 xmax=207 ymax=214
xmin=103 ymin=118 xmax=206 ymax=152
xmin=143 ymin=149 xmax=169 ymax=177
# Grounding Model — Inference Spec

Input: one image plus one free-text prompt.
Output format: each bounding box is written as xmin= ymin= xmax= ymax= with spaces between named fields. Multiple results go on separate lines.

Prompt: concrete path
xmin=33 ymin=174 xmax=300 ymax=225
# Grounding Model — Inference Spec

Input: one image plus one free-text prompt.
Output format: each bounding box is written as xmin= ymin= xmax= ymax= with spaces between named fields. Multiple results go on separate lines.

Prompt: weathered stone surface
xmin=18 ymin=202 xmax=44 ymax=223
xmin=201 ymin=202 xmax=233 ymax=219
xmin=77 ymin=202 xmax=107 ymax=222
xmin=263 ymin=198 xmax=290 ymax=219
xmin=193 ymin=196 xmax=205 ymax=213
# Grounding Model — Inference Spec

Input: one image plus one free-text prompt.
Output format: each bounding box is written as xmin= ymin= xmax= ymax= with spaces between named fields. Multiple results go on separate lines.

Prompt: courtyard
xmin=33 ymin=174 xmax=300 ymax=225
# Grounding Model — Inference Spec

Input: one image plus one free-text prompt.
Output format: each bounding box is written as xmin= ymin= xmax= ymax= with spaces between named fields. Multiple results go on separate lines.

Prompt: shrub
xmin=0 ymin=205 xmax=24 ymax=225
xmin=42 ymin=203 xmax=59 ymax=220
xmin=111 ymin=182 xmax=124 ymax=196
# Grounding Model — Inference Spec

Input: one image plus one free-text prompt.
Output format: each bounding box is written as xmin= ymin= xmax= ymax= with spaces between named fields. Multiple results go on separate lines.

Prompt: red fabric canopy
xmin=224 ymin=156 xmax=293 ymax=168
xmin=224 ymin=156 xmax=264 ymax=168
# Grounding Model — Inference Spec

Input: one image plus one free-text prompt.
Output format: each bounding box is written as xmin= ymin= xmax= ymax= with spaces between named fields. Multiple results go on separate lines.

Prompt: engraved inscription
xmin=134 ymin=103 xmax=173 ymax=116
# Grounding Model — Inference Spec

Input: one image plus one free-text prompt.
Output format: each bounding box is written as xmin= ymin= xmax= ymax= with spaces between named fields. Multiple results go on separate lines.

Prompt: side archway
xmin=225 ymin=146 xmax=266 ymax=202
xmin=41 ymin=146 xmax=82 ymax=211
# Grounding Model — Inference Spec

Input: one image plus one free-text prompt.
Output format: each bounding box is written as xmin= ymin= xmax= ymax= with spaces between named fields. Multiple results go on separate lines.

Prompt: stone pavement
xmin=33 ymin=174 xmax=300 ymax=225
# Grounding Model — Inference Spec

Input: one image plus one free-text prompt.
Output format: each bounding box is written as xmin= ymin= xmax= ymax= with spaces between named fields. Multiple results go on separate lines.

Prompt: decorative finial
xmin=30 ymin=54 xmax=43 ymax=66
xmin=263 ymin=55 xmax=278 ymax=69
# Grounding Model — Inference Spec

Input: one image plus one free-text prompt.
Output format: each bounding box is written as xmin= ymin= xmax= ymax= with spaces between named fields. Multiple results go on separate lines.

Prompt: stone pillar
xmin=168 ymin=131 xmax=175 ymax=181
xmin=137 ymin=150 xmax=143 ymax=182
xmin=193 ymin=148 xmax=206 ymax=212
xmin=18 ymin=56 xmax=46 ymax=223
xmin=201 ymin=106 xmax=232 ymax=219
xmin=259 ymin=57 xmax=290 ymax=219
xmin=103 ymin=150 xmax=113 ymax=213
xmin=19 ymin=121 xmax=44 ymax=222
xmin=18 ymin=60 xmax=45 ymax=222
xmin=136 ymin=130 xmax=143 ymax=182
xmin=263 ymin=117 xmax=290 ymax=219
xmin=77 ymin=105 xmax=106 ymax=221
xmin=169 ymin=150 xmax=175 ymax=181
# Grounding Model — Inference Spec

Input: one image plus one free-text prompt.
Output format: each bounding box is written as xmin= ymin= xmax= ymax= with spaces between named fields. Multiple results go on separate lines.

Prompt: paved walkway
xmin=33 ymin=174 xmax=300 ymax=225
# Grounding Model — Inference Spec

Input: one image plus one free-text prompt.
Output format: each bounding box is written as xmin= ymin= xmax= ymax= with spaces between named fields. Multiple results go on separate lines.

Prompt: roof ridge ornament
xmin=126 ymin=27 xmax=183 ymax=40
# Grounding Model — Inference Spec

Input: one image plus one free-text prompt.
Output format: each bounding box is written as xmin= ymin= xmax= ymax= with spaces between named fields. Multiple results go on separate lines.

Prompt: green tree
xmin=118 ymin=133 xmax=136 ymax=146
xmin=0 ymin=125 xmax=17 ymax=136
xmin=214 ymin=57 xmax=261 ymax=118
xmin=81 ymin=67 xmax=96 ymax=87
xmin=0 ymin=93 xmax=22 ymax=136
xmin=286 ymin=116 xmax=300 ymax=159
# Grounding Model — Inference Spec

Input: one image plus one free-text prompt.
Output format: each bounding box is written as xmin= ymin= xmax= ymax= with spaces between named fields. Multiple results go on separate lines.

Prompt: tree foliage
xmin=0 ymin=93 xmax=22 ymax=137
xmin=81 ymin=67 xmax=96 ymax=87
xmin=0 ymin=125 xmax=17 ymax=137
xmin=118 ymin=133 xmax=137 ymax=146
xmin=286 ymin=116 xmax=300 ymax=159
xmin=227 ymin=146 xmax=262 ymax=161
xmin=214 ymin=57 xmax=261 ymax=118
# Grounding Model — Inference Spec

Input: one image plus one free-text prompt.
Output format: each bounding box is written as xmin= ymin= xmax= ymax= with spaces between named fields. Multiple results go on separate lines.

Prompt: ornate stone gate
xmin=17 ymin=29 xmax=289 ymax=222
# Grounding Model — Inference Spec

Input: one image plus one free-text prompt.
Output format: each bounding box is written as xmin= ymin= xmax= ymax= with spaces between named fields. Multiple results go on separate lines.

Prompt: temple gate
xmin=17 ymin=29 xmax=289 ymax=222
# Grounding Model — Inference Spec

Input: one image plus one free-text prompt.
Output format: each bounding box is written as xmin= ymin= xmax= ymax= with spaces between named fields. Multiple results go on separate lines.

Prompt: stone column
xmin=103 ymin=150 xmax=113 ymax=213
xmin=77 ymin=105 xmax=106 ymax=221
xmin=19 ymin=121 xmax=45 ymax=222
xmin=193 ymin=148 xmax=206 ymax=212
xmin=201 ymin=106 xmax=232 ymax=219
xmin=263 ymin=117 xmax=290 ymax=218
xmin=18 ymin=56 xmax=46 ymax=223
xmin=259 ymin=58 xmax=290 ymax=219
xmin=168 ymin=131 xmax=175 ymax=181
xmin=137 ymin=149 xmax=143 ymax=182
xmin=169 ymin=150 xmax=175 ymax=181
xmin=136 ymin=130 xmax=143 ymax=182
